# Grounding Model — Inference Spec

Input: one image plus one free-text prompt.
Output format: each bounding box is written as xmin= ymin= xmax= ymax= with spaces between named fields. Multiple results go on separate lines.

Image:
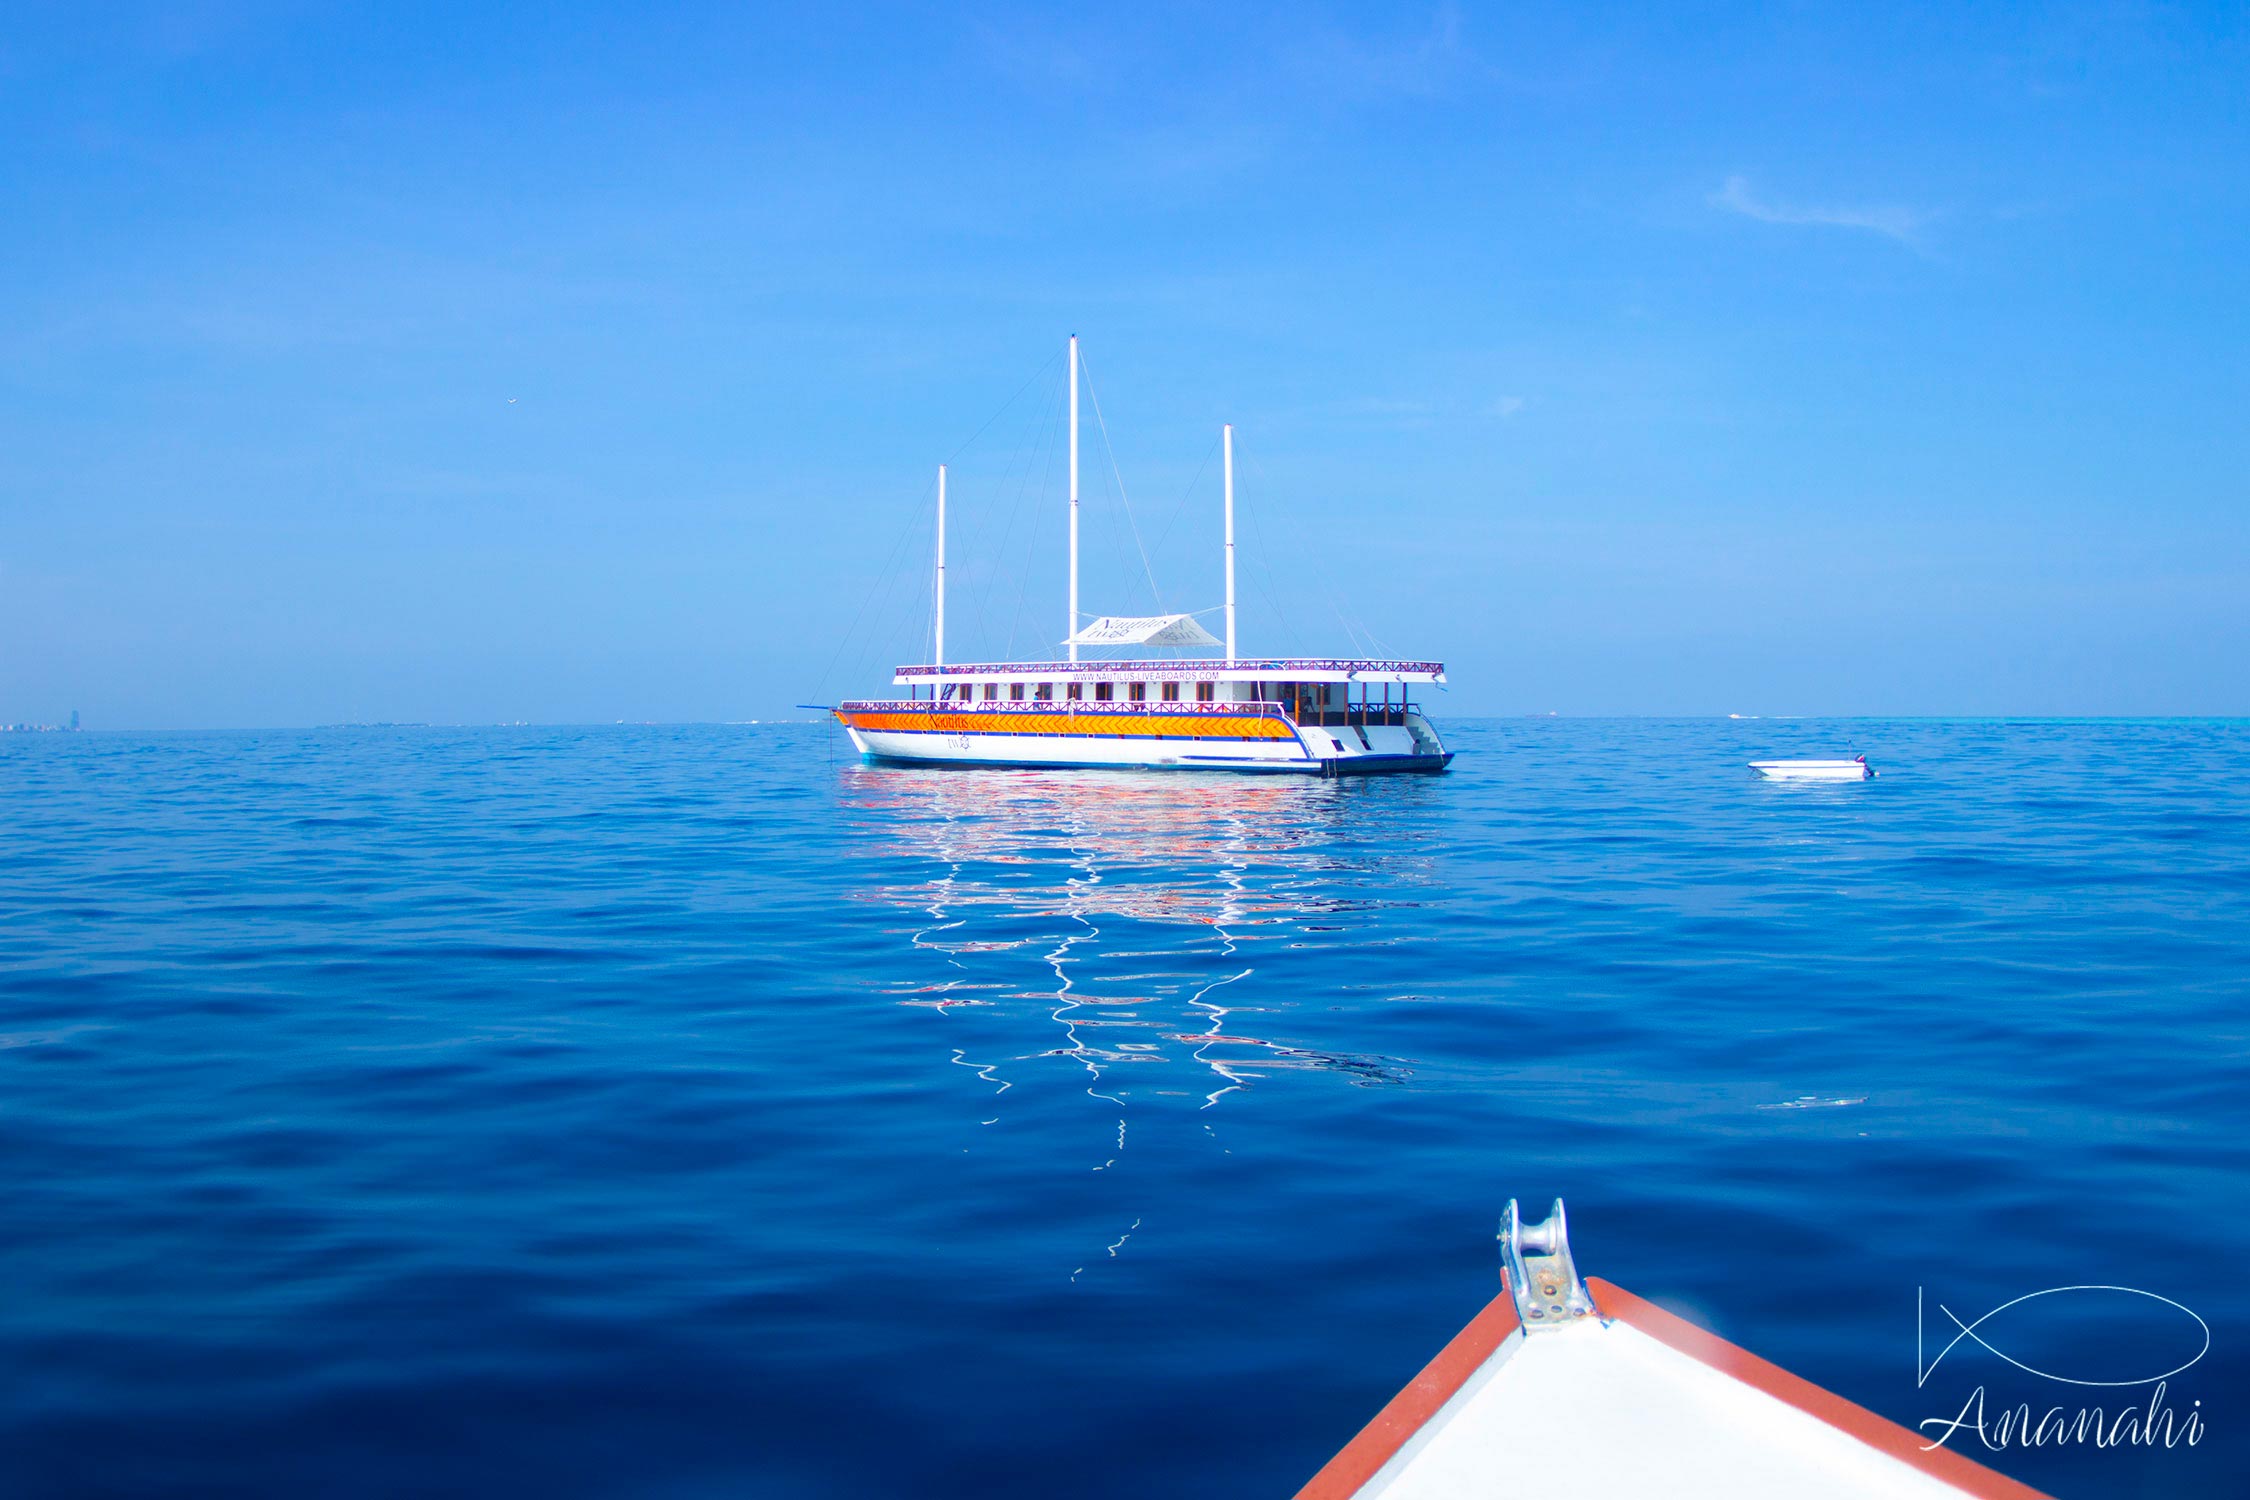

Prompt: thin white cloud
xmin=1342 ymin=393 xmax=1527 ymax=427
xmin=971 ymin=21 xmax=1099 ymax=91
xmin=1345 ymin=396 xmax=1435 ymax=422
xmin=1289 ymin=4 xmax=1485 ymax=101
xmin=1712 ymin=175 xmax=1930 ymax=246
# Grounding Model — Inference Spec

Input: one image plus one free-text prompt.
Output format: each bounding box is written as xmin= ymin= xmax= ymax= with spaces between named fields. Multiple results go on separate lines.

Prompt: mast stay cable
xmin=813 ymin=347 xmax=1061 ymax=700
xmin=1076 ymin=351 xmax=1165 ymax=615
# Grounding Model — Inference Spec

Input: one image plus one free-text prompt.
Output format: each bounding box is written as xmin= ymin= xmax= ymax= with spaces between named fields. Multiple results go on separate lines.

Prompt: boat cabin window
xmin=1160 ymin=682 xmax=1179 ymax=702
xmin=1196 ymin=681 xmax=1215 ymax=703
xmin=1127 ymin=682 xmax=1146 ymax=703
xmin=1010 ymin=682 xmax=1025 ymax=701
xmin=983 ymin=682 xmax=998 ymax=701
xmin=1035 ymin=682 xmax=1053 ymax=700
xmin=1066 ymin=682 xmax=1082 ymax=701
xmin=1094 ymin=682 xmax=1112 ymax=701
xmin=1275 ymin=682 xmax=1337 ymax=721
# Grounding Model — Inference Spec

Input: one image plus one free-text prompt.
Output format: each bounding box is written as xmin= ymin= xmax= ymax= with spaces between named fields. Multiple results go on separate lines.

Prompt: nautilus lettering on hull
xmin=832 ymin=336 xmax=1455 ymax=777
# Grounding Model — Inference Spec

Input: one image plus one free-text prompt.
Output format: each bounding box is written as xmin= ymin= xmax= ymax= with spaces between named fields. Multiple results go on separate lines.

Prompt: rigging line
xmin=874 ymin=455 xmax=987 ymax=681
xmin=831 ymin=480 xmax=930 ymax=687
xmin=846 ymin=348 xmax=1067 ymax=692
xmin=1008 ymin=403 xmax=1058 ymax=658
xmin=1072 ymin=392 xmax=1125 ymax=625
xmin=944 ymin=347 xmax=1064 ymax=468
xmin=855 ymin=535 xmax=931 ymax=698
xmin=1145 ymin=428 xmax=1221 ymax=564
xmin=813 ymin=467 xmax=938 ymax=698
xmin=1086 ymin=446 xmax=1136 ymax=624
xmin=813 ymin=349 xmax=1058 ymax=697
xmin=1243 ymin=443 xmax=1377 ymax=655
xmin=1076 ymin=351 xmax=1165 ymax=613
xmin=1230 ymin=442 xmax=1301 ymax=651
xmin=962 ymin=358 xmax=1058 ymax=663
xmin=1004 ymin=370 xmax=1065 ymax=660
xmin=865 ymin=516 xmax=938 ymax=686
xmin=957 ymin=359 xmax=1061 ymax=654
xmin=1005 ymin=365 xmax=1065 ymax=658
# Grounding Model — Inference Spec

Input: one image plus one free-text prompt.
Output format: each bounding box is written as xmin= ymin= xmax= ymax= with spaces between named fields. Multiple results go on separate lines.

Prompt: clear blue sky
xmin=4 ymin=4 xmax=2244 ymax=726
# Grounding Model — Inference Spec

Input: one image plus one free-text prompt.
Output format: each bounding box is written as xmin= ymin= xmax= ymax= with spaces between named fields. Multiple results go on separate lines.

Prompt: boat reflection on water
xmin=836 ymin=764 xmax=1448 ymax=1276
xmin=838 ymin=759 xmax=1431 ymax=1133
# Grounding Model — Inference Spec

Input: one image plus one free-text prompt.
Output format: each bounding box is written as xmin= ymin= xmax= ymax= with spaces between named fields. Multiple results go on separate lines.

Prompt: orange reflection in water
xmin=834 ymin=763 xmax=1432 ymax=1279
xmin=838 ymin=764 xmax=1419 ymax=1101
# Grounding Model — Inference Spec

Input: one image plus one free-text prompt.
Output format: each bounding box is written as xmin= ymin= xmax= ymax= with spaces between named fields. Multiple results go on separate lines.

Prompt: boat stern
xmin=1293 ymin=707 xmax=1453 ymax=777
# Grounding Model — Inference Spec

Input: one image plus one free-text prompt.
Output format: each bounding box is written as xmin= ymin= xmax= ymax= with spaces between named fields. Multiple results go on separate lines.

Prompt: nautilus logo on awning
xmin=1915 ymin=1285 xmax=2209 ymax=1452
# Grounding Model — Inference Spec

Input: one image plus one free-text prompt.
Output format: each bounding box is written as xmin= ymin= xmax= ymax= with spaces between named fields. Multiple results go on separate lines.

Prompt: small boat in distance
xmin=1297 ymin=1200 xmax=2046 ymax=1499
xmin=835 ymin=337 xmax=1455 ymax=776
xmin=1750 ymin=755 xmax=1873 ymax=781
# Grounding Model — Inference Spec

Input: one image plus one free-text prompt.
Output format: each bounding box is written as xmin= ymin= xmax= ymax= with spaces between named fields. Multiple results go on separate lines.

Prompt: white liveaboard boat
xmin=1750 ymin=755 xmax=1873 ymax=781
xmin=1297 ymin=1200 xmax=2046 ymax=1500
xmin=835 ymin=337 xmax=1454 ymax=777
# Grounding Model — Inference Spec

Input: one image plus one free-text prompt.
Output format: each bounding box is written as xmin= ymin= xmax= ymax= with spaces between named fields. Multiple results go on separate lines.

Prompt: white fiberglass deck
xmin=1301 ymin=1276 xmax=2044 ymax=1500
xmin=1350 ymin=1312 xmax=1974 ymax=1499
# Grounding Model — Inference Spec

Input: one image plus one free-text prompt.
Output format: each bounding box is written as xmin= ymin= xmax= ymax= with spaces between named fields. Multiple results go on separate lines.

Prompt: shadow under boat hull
xmin=856 ymin=748 xmax=1453 ymax=777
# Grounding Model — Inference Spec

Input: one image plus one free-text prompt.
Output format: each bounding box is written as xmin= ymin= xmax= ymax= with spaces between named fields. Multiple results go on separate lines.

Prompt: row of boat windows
xmin=937 ymin=680 xmax=1219 ymax=702
xmin=928 ymin=681 xmax=1351 ymax=706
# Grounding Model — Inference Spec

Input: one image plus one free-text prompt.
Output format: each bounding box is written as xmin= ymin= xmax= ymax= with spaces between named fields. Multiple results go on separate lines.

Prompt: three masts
xmin=834 ymin=336 xmax=1454 ymax=776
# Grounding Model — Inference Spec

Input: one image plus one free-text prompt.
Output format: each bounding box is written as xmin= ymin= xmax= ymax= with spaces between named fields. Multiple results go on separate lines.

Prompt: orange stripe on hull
xmin=837 ymin=711 xmax=1294 ymax=740
xmin=1295 ymin=1293 xmax=1523 ymax=1500
xmin=1586 ymin=1279 xmax=2051 ymax=1500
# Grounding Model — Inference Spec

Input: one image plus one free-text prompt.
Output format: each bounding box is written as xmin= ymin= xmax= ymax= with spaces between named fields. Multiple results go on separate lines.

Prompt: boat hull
xmin=858 ymin=747 xmax=1454 ymax=776
xmin=1750 ymin=759 xmax=1872 ymax=781
xmin=837 ymin=717 xmax=1451 ymax=776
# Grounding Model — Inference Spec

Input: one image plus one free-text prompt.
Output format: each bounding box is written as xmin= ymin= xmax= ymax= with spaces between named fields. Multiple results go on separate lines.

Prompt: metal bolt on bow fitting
xmin=1499 ymin=1197 xmax=1596 ymax=1332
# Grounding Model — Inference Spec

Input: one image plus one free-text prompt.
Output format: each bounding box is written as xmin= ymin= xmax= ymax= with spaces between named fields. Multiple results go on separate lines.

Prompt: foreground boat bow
xmin=1297 ymin=1200 xmax=2048 ymax=1500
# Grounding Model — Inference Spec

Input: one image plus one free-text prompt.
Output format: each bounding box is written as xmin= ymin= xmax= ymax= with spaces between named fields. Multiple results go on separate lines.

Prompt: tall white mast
xmin=1223 ymin=423 xmax=1236 ymax=664
xmin=934 ymin=463 xmax=947 ymax=668
xmin=1067 ymin=334 xmax=1080 ymax=663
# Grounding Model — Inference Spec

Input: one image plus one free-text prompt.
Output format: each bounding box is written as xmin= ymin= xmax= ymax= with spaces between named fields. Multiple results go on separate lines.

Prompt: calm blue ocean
xmin=1 ymin=719 xmax=2242 ymax=1497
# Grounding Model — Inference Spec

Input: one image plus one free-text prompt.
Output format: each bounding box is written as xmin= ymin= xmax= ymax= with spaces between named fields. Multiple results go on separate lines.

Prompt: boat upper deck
xmin=892 ymin=657 xmax=1445 ymax=686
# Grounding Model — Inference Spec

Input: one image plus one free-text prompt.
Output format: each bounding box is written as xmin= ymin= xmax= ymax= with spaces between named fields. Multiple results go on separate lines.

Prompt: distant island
xmin=3 ymin=711 xmax=79 ymax=733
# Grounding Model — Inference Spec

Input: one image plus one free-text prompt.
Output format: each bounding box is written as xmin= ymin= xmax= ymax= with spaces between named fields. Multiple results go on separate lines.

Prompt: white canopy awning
xmin=1064 ymin=613 xmax=1224 ymax=649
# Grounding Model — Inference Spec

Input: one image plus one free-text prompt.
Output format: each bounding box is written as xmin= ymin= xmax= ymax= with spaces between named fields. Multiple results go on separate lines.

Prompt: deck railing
xmin=1303 ymin=704 xmax=1421 ymax=727
xmin=839 ymin=698 xmax=1288 ymax=717
xmin=890 ymin=657 xmax=1443 ymax=678
xmin=839 ymin=699 xmax=1425 ymax=725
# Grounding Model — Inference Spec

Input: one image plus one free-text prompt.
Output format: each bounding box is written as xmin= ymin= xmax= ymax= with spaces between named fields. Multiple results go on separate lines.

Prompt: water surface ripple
xmin=1 ymin=720 xmax=2243 ymax=1496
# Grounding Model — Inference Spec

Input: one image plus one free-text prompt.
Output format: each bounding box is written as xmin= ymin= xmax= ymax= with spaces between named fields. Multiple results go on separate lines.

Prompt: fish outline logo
xmin=1918 ymin=1285 xmax=2210 ymax=1389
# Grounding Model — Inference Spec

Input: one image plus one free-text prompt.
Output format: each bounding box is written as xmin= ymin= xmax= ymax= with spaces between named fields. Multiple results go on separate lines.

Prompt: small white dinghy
xmin=1297 ymin=1200 xmax=2044 ymax=1500
xmin=1750 ymin=755 xmax=1872 ymax=781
